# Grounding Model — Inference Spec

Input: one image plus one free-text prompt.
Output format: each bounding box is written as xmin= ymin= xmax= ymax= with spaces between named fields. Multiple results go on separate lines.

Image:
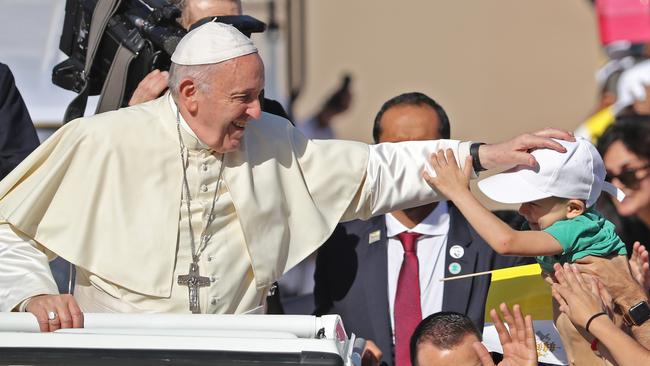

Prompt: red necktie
xmin=394 ymin=232 xmax=422 ymax=366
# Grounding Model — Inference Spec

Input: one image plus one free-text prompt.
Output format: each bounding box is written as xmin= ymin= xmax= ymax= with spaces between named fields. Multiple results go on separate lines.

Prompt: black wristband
xmin=470 ymin=142 xmax=486 ymax=173
xmin=585 ymin=311 xmax=608 ymax=333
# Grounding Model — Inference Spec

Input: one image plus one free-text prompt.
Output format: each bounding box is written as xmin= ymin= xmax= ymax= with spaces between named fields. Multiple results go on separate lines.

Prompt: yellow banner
xmin=484 ymin=263 xmax=553 ymax=322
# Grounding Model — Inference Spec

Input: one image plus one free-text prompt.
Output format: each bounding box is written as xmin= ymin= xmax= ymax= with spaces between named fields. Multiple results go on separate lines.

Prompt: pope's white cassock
xmin=0 ymin=92 xmax=473 ymax=313
xmin=0 ymin=20 xmax=480 ymax=314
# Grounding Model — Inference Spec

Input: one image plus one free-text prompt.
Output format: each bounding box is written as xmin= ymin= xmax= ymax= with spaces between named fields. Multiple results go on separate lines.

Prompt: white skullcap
xmin=171 ymin=22 xmax=258 ymax=66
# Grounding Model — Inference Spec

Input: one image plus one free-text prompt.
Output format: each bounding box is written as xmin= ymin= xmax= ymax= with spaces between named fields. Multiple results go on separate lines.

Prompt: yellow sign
xmin=484 ymin=263 xmax=553 ymax=322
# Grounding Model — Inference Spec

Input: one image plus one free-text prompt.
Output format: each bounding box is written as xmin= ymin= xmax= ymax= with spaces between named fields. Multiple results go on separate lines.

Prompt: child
xmin=423 ymin=138 xmax=626 ymax=273
xmin=423 ymin=137 xmax=627 ymax=364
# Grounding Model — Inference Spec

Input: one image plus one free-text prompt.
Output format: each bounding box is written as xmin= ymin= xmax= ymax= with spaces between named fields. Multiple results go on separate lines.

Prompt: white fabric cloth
xmin=385 ymin=201 xmax=449 ymax=339
xmin=0 ymin=94 xmax=473 ymax=313
xmin=0 ymin=224 xmax=58 ymax=311
xmin=613 ymin=58 xmax=650 ymax=114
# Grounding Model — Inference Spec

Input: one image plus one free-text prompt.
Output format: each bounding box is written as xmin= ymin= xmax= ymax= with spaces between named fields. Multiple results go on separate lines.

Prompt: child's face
xmin=518 ymin=197 xmax=569 ymax=230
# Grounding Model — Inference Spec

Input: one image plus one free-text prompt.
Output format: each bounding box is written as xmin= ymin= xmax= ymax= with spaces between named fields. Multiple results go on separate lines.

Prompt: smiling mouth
xmin=232 ymin=121 xmax=246 ymax=129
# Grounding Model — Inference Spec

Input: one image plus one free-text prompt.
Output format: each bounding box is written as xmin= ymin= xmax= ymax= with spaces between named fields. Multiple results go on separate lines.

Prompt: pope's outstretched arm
xmin=342 ymin=128 xmax=572 ymax=220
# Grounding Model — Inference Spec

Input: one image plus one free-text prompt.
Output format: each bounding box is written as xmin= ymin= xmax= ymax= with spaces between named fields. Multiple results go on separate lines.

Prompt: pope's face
xmin=194 ymin=53 xmax=264 ymax=153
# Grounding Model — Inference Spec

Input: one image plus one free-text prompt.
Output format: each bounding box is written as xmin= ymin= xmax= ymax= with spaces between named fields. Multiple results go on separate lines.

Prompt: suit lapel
xmin=359 ymin=216 xmax=393 ymax=348
xmin=442 ymin=204 xmax=478 ymax=315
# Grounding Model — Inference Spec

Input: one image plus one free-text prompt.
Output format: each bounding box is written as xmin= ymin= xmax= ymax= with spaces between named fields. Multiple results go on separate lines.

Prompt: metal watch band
xmin=624 ymin=300 xmax=650 ymax=327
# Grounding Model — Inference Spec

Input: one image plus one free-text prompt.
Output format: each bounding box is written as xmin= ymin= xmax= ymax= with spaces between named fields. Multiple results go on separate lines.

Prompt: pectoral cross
xmin=178 ymin=262 xmax=211 ymax=313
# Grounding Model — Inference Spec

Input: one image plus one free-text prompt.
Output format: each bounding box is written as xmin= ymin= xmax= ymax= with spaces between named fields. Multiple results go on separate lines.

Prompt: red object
xmin=591 ymin=338 xmax=599 ymax=351
xmin=596 ymin=0 xmax=650 ymax=45
xmin=394 ymin=232 xmax=422 ymax=366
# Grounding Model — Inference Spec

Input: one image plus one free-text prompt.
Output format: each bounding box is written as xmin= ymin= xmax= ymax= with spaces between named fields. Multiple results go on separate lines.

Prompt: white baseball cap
xmin=171 ymin=22 xmax=258 ymax=66
xmin=478 ymin=138 xmax=625 ymax=207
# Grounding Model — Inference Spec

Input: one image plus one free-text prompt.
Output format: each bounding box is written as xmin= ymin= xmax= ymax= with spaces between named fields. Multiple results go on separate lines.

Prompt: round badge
xmin=449 ymin=245 xmax=464 ymax=259
xmin=448 ymin=262 xmax=462 ymax=275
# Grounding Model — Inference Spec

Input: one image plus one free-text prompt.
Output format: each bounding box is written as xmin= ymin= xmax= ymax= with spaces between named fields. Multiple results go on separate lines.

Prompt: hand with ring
xmin=25 ymin=294 xmax=84 ymax=332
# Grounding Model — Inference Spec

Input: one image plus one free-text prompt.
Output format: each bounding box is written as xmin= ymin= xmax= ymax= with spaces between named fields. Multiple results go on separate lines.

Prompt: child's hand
xmin=422 ymin=149 xmax=473 ymax=200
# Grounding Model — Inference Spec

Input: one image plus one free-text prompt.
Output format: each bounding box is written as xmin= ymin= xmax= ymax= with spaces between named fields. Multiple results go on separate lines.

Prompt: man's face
xmin=414 ymin=334 xmax=482 ymax=366
xmin=192 ymin=53 xmax=264 ymax=153
xmin=378 ymin=103 xmax=442 ymax=143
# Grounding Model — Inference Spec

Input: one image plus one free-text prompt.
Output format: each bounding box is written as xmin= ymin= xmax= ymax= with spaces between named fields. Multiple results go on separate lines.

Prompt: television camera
xmin=53 ymin=0 xmax=266 ymax=121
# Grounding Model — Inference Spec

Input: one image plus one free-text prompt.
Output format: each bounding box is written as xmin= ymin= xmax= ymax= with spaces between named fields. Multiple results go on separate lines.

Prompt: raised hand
xmin=574 ymin=255 xmax=638 ymax=304
xmin=422 ymin=149 xmax=473 ymax=200
xmin=473 ymin=303 xmax=538 ymax=366
xmin=552 ymin=263 xmax=609 ymax=330
xmin=629 ymin=242 xmax=650 ymax=293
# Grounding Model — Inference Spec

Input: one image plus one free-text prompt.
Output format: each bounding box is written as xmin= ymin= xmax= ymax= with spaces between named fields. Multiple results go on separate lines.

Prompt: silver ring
xmin=47 ymin=311 xmax=57 ymax=321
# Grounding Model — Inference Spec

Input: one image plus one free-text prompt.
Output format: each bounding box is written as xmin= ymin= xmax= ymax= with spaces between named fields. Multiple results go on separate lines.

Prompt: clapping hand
xmin=473 ymin=303 xmax=538 ymax=366
xmin=551 ymin=263 xmax=611 ymax=330
xmin=629 ymin=242 xmax=650 ymax=293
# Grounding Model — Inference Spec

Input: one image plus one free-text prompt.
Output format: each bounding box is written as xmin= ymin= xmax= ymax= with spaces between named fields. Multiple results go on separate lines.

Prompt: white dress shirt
xmin=386 ymin=201 xmax=449 ymax=337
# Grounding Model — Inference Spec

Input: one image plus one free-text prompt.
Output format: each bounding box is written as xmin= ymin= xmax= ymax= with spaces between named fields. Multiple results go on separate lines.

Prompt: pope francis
xmin=0 ymin=22 xmax=570 ymax=332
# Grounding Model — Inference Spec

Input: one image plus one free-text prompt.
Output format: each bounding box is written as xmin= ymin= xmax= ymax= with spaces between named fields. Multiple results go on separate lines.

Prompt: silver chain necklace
xmin=175 ymin=108 xmax=225 ymax=313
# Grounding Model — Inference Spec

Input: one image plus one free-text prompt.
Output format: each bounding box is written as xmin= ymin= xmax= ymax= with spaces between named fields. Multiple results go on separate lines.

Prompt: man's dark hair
xmin=372 ymin=92 xmax=450 ymax=143
xmin=409 ymin=311 xmax=481 ymax=365
xmin=596 ymin=116 xmax=650 ymax=161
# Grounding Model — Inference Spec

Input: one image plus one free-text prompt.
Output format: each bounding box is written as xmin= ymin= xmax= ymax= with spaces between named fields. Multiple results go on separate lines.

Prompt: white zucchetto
xmin=171 ymin=22 xmax=258 ymax=66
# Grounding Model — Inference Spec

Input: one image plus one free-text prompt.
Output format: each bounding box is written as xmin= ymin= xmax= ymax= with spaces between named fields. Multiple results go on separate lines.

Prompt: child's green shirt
xmin=535 ymin=210 xmax=627 ymax=273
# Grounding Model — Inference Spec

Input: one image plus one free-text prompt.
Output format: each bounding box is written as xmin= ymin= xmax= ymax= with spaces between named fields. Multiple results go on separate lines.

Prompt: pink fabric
xmin=394 ymin=232 xmax=422 ymax=366
xmin=597 ymin=0 xmax=650 ymax=45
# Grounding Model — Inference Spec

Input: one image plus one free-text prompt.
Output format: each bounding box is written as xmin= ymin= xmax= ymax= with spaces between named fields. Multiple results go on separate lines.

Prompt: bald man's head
xmin=171 ymin=0 xmax=243 ymax=29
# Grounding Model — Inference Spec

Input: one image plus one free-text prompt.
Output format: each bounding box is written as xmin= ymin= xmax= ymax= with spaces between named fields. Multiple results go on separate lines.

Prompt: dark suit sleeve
xmin=262 ymin=97 xmax=293 ymax=124
xmin=0 ymin=63 xmax=39 ymax=180
xmin=313 ymin=225 xmax=343 ymax=315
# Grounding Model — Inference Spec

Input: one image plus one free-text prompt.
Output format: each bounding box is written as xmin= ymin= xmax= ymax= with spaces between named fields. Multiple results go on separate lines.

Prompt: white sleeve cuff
xmin=0 ymin=223 xmax=59 ymax=311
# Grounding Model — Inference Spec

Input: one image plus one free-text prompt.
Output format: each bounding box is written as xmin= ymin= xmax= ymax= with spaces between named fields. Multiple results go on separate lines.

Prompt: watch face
xmin=630 ymin=301 xmax=650 ymax=326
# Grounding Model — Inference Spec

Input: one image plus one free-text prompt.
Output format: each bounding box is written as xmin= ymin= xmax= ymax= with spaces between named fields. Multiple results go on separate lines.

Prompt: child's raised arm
xmin=423 ymin=149 xmax=562 ymax=256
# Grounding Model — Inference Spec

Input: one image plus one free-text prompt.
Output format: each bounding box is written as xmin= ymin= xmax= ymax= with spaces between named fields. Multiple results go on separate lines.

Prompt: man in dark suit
xmin=0 ymin=63 xmax=39 ymax=180
xmin=313 ymin=92 xmax=532 ymax=366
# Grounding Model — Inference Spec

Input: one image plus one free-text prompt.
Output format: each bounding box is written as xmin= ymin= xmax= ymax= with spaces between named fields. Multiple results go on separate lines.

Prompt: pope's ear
xmin=177 ymin=78 xmax=199 ymax=114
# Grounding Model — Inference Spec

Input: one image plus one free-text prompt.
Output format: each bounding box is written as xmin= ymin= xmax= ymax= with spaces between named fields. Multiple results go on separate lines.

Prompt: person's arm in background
xmin=575 ymin=255 xmax=650 ymax=349
xmin=553 ymin=263 xmax=650 ymax=365
xmin=0 ymin=63 xmax=39 ymax=179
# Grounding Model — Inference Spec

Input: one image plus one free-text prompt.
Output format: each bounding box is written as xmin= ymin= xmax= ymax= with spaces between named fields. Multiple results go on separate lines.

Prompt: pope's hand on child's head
xmin=422 ymin=149 xmax=473 ymax=200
